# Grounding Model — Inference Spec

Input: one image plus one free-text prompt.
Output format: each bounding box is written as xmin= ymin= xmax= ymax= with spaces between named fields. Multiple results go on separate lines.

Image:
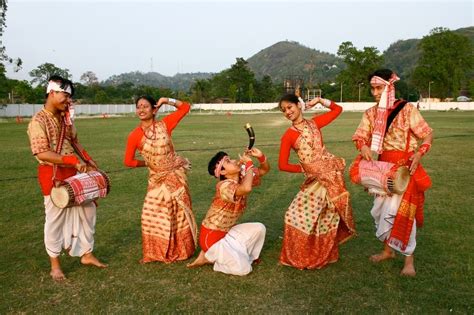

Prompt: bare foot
xmin=81 ymin=252 xmax=108 ymax=268
xmin=50 ymin=268 xmax=66 ymax=281
xmin=369 ymin=250 xmax=395 ymax=263
xmin=253 ymin=258 xmax=262 ymax=265
xmin=186 ymin=251 xmax=211 ymax=268
xmin=400 ymin=255 xmax=416 ymax=277
xmin=400 ymin=265 xmax=416 ymax=277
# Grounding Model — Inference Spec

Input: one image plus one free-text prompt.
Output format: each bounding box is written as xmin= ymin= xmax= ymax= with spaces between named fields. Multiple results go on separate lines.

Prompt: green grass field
xmin=1 ymin=111 xmax=473 ymax=313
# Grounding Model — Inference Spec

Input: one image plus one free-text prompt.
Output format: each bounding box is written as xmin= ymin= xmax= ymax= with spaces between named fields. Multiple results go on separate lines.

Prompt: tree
xmin=190 ymin=58 xmax=278 ymax=103
xmin=190 ymin=79 xmax=211 ymax=103
xmin=412 ymin=27 xmax=474 ymax=98
xmin=254 ymin=75 xmax=277 ymax=102
xmin=94 ymin=90 xmax=108 ymax=104
xmin=0 ymin=0 xmax=7 ymax=61
xmin=336 ymin=41 xmax=383 ymax=101
xmin=227 ymin=58 xmax=256 ymax=102
xmin=229 ymin=84 xmax=238 ymax=103
xmin=80 ymin=71 xmax=99 ymax=86
xmin=0 ymin=0 xmax=21 ymax=72
xmin=248 ymin=83 xmax=254 ymax=103
xmin=29 ymin=63 xmax=71 ymax=87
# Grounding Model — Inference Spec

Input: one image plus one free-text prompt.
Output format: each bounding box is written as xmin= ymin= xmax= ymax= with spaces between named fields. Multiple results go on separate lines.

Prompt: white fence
xmin=1 ymin=102 xmax=473 ymax=117
xmin=0 ymin=104 xmax=176 ymax=117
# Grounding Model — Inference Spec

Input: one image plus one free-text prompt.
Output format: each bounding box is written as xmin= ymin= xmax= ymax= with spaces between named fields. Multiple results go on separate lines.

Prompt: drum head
xmin=392 ymin=166 xmax=410 ymax=194
xmin=51 ymin=186 xmax=71 ymax=209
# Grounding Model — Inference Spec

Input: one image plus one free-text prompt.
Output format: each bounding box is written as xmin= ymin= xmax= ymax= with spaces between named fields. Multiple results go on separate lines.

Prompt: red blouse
xmin=124 ymin=103 xmax=190 ymax=167
xmin=278 ymin=102 xmax=342 ymax=173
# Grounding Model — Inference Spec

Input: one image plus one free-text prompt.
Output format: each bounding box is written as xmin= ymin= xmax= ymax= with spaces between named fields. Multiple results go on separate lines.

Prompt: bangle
xmin=245 ymin=161 xmax=254 ymax=172
xmin=168 ymin=98 xmax=176 ymax=105
xmin=355 ymin=139 xmax=367 ymax=151
xmin=321 ymin=98 xmax=331 ymax=107
xmin=61 ymin=155 xmax=79 ymax=166
xmin=257 ymin=154 xmax=266 ymax=164
xmin=418 ymin=143 xmax=431 ymax=156
xmin=298 ymin=97 xmax=305 ymax=111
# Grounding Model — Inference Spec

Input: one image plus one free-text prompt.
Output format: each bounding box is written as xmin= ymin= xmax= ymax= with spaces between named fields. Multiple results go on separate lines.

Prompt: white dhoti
xmin=44 ymin=196 xmax=96 ymax=258
xmin=205 ymin=222 xmax=266 ymax=276
xmin=371 ymin=194 xmax=416 ymax=255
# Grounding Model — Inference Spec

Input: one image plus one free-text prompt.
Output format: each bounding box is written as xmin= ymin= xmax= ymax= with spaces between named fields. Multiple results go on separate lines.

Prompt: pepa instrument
xmin=349 ymin=156 xmax=409 ymax=196
xmin=245 ymin=123 xmax=255 ymax=149
xmin=51 ymin=170 xmax=110 ymax=209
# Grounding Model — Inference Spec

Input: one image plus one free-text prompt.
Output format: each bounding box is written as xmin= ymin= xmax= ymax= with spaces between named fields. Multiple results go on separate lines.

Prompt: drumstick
xmin=245 ymin=123 xmax=255 ymax=149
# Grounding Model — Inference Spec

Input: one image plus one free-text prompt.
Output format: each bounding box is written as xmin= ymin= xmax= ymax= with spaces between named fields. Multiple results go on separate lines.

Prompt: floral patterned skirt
xmin=279 ymin=180 xmax=346 ymax=269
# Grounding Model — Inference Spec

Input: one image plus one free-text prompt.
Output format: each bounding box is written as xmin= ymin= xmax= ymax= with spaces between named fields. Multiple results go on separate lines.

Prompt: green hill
xmin=383 ymin=38 xmax=420 ymax=80
xmin=102 ymin=71 xmax=213 ymax=91
xmin=246 ymin=40 xmax=344 ymax=85
xmin=383 ymin=26 xmax=474 ymax=80
xmin=101 ymin=27 xmax=473 ymax=91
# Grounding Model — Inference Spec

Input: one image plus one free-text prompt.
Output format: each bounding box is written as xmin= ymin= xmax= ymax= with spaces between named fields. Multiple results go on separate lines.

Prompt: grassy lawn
xmin=0 ymin=110 xmax=473 ymax=313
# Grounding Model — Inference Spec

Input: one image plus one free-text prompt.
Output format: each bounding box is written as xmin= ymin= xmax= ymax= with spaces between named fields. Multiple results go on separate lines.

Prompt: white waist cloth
xmin=371 ymin=194 xmax=416 ymax=255
xmin=204 ymin=222 xmax=266 ymax=276
xmin=44 ymin=196 xmax=96 ymax=258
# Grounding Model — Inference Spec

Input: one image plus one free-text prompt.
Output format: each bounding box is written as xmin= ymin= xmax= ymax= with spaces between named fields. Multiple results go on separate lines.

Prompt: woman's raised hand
xmin=156 ymin=97 xmax=167 ymax=109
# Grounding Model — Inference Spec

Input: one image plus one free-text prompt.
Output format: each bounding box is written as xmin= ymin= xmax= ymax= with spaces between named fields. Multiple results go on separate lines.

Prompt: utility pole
xmin=358 ymin=83 xmax=364 ymax=102
xmin=340 ymin=82 xmax=343 ymax=102
xmin=428 ymin=81 xmax=434 ymax=110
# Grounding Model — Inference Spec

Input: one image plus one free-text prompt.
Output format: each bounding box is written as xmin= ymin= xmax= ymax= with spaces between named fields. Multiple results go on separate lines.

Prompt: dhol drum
xmin=349 ymin=156 xmax=409 ymax=196
xmin=51 ymin=170 xmax=110 ymax=209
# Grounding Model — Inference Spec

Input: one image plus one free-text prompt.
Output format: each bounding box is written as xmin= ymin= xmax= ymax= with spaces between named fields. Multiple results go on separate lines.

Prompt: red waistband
xmin=379 ymin=150 xmax=413 ymax=165
xmin=37 ymin=165 xmax=77 ymax=196
xmin=199 ymin=225 xmax=227 ymax=252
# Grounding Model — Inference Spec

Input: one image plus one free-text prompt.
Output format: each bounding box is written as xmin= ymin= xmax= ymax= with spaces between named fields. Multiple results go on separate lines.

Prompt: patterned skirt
xmin=279 ymin=180 xmax=343 ymax=269
xmin=141 ymin=171 xmax=196 ymax=263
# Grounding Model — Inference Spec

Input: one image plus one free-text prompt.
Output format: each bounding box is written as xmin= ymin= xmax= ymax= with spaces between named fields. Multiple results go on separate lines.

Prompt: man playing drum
xmin=352 ymin=69 xmax=433 ymax=276
xmin=27 ymin=76 xmax=107 ymax=281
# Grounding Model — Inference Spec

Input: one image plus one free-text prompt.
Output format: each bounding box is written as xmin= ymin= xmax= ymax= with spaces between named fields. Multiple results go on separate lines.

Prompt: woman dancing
xmin=124 ymin=96 xmax=197 ymax=263
xmin=278 ymin=94 xmax=356 ymax=269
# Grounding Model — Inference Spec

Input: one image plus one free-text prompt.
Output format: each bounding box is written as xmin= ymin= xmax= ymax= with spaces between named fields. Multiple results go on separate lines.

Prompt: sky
xmin=3 ymin=0 xmax=473 ymax=82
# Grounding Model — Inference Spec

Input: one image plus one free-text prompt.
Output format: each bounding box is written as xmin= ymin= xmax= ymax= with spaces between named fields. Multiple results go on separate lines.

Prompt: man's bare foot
xmin=400 ymin=255 xmax=416 ymax=277
xmin=370 ymin=250 xmax=395 ymax=263
xmin=186 ymin=251 xmax=211 ymax=268
xmin=81 ymin=252 xmax=108 ymax=268
xmin=50 ymin=268 xmax=66 ymax=281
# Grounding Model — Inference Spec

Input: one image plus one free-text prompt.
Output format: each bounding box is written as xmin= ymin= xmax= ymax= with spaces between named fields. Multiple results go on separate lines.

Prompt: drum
xmin=349 ymin=156 xmax=409 ymax=195
xmin=51 ymin=170 xmax=110 ymax=209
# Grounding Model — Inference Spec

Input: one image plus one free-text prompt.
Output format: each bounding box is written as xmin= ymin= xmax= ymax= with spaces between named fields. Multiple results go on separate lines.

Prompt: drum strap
xmin=376 ymin=99 xmax=408 ymax=162
xmin=385 ymin=99 xmax=407 ymax=133
xmin=52 ymin=119 xmax=67 ymax=184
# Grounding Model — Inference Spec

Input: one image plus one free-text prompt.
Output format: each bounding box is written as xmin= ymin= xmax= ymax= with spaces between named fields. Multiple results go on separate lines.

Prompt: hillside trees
xmin=336 ymin=41 xmax=384 ymax=101
xmin=190 ymin=58 xmax=279 ymax=103
xmin=412 ymin=27 xmax=474 ymax=99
